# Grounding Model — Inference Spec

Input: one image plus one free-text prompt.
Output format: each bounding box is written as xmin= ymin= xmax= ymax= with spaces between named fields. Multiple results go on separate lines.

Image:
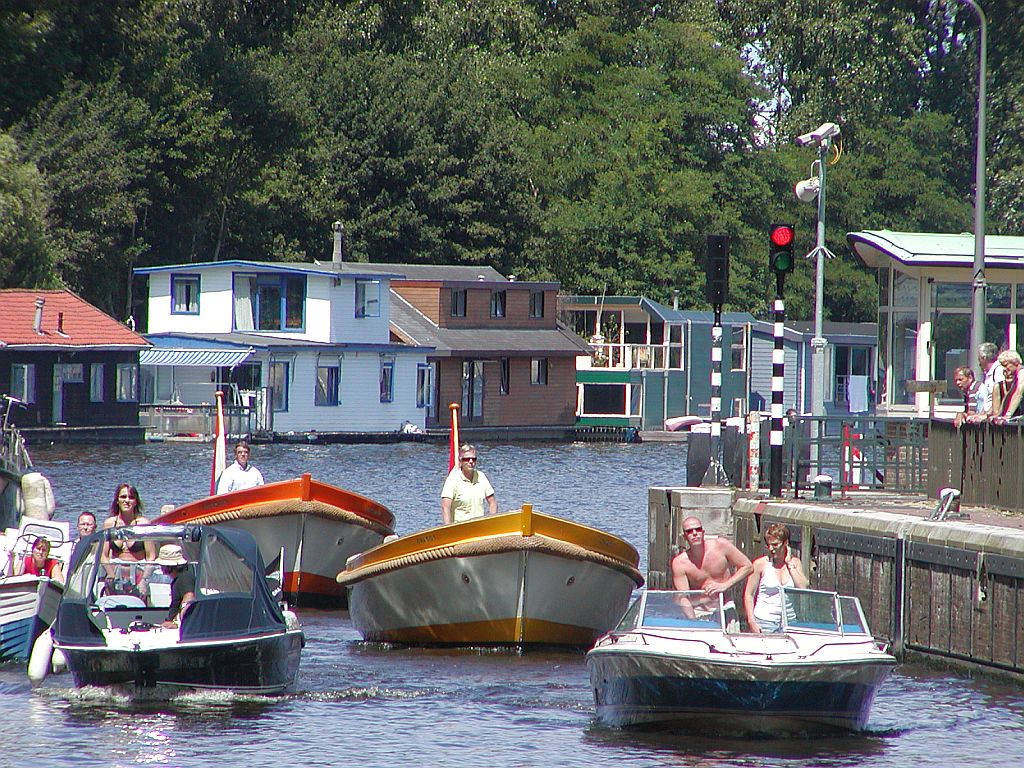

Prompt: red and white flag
xmin=210 ymin=390 xmax=227 ymax=495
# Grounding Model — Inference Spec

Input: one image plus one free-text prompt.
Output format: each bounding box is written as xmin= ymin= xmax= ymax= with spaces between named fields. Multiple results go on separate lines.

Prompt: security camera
xmin=795 ymin=122 xmax=841 ymax=147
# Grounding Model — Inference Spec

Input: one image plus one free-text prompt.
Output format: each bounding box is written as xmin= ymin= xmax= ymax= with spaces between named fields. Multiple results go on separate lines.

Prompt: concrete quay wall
xmin=647 ymin=488 xmax=1024 ymax=680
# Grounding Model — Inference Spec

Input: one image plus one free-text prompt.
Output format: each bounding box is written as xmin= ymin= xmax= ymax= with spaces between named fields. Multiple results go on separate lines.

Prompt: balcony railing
xmin=584 ymin=342 xmax=683 ymax=370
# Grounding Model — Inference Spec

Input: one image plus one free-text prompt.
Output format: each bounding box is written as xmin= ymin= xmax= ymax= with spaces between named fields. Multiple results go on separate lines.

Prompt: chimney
xmin=33 ymin=297 xmax=44 ymax=334
xmin=57 ymin=312 xmax=65 ymax=335
xmin=672 ymin=289 xmax=680 ymax=311
xmin=332 ymin=221 xmax=345 ymax=265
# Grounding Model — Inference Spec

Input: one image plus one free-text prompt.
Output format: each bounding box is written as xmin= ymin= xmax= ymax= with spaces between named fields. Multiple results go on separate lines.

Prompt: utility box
xmin=647 ymin=486 xmax=735 ymax=588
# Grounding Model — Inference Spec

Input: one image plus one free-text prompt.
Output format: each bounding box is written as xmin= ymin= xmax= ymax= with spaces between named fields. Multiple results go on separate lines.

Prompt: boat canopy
xmin=55 ymin=523 xmax=285 ymax=646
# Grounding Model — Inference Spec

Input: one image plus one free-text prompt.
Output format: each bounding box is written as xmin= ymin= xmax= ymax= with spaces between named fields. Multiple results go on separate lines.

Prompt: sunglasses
xmin=461 ymin=457 xmax=478 ymax=463
xmin=683 ymin=526 xmax=703 ymax=534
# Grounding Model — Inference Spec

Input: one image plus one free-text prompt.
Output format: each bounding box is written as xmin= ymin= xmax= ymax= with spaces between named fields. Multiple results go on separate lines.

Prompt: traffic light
xmin=769 ymin=224 xmax=795 ymax=274
xmin=705 ymin=234 xmax=729 ymax=305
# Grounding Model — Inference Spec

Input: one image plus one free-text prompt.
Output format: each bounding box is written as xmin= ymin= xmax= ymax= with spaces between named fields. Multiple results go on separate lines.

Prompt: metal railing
xmin=139 ymin=404 xmax=255 ymax=439
xmin=1 ymin=395 xmax=33 ymax=474
xmin=782 ymin=415 xmax=929 ymax=494
xmin=586 ymin=342 xmax=683 ymax=370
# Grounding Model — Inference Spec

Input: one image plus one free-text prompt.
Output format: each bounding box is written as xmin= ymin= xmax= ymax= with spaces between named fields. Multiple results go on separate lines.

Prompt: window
xmin=380 ymin=360 xmax=394 ymax=403
xmin=416 ymin=364 xmax=432 ymax=408
xmin=243 ymin=274 xmax=306 ymax=331
xmin=171 ymin=274 xmax=200 ymax=314
xmin=531 ymin=358 xmax=549 ymax=385
xmin=269 ymin=361 xmax=289 ymax=411
xmin=90 ymin=364 xmax=104 ymax=402
xmin=10 ymin=364 xmax=35 ymax=404
xmin=355 ymin=279 xmax=381 ymax=318
xmin=490 ymin=290 xmax=506 ymax=318
xmin=116 ymin=364 xmax=138 ymax=402
xmin=315 ymin=361 xmax=340 ymax=406
xmin=451 ymin=288 xmax=467 ymax=317
xmin=500 ymin=358 xmax=510 ymax=395
xmin=730 ymin=325 xmax=747 ymax=371
xmin=529 ymin=291 xmax=545 ymax=319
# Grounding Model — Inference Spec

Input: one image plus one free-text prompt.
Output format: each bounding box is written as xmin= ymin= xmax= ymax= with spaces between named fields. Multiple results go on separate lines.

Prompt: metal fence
xmin=764 ymin=415 xmax=929 ymax=494
xmin=139 ymin=404 xmax=255 ymax=439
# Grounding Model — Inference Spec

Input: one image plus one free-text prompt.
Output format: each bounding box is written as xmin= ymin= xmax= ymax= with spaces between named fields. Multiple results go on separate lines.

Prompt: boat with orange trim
xmin=154 ymin=473 xmax=395 ymax=608
xmin=337 ymin=504 xmax=644 ymax=648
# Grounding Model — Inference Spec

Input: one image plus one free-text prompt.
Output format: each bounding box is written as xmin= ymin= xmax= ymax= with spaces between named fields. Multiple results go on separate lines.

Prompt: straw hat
xmin=155 ymin=544 xmax=188 ymax=567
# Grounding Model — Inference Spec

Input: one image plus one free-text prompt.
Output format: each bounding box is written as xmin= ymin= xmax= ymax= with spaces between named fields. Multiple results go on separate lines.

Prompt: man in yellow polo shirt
xmin=440 ymin=444 xmax=499 ymax=524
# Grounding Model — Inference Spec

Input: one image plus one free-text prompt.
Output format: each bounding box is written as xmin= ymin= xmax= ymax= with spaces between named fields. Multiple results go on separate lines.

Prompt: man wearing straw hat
xmin=156 ymin=544 xmax=196 ymax=629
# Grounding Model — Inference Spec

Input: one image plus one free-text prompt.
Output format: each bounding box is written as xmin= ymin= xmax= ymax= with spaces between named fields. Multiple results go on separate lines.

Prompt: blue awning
xmin=140 ymin=348 xmax=255 ymax=368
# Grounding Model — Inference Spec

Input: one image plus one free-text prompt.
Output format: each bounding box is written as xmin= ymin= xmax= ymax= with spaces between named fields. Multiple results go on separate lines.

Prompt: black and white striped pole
xmin=704 ymin=235 xmax=729 ymax=486
xmin=768 ymin=225 xmax=795 ymax=497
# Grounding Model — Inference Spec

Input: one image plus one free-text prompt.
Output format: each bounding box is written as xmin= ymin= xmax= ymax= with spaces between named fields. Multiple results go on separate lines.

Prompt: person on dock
xmin=7 ymin=536 xmax=64 ymax=581
xmin=216 ymin=441 xmax=265 ymax=494
xmin=743 ymin=522 xmax=809 ymax=633
xmin=968 ymin=342 xmax=1004 ymax=422
xmin=156 ymin=544 xmax=196 ymax=629
xmin=670 ymin=516 xmax=752 ymax=599
xmin=440 ymin=444 xmax=498 ymax=524
xmin=992 ymin=350 xmax=1024 ymax=424
xmin=953 ymin=367 xmax=984 ymax=427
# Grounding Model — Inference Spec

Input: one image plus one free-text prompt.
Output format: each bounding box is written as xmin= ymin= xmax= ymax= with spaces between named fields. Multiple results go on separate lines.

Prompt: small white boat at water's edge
xmin=338 ymin=505 xmax=644 ymax=648
xmin=587 ymin=588 xmax=896 ymax=734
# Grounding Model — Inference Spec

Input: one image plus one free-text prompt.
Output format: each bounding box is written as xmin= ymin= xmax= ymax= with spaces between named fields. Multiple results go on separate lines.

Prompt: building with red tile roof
xmin=1 ymin=289 xmax=150 ymax=430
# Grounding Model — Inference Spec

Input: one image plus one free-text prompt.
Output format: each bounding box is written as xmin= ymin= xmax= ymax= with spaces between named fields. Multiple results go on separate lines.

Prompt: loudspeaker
xmin=705 ymin=234 xmax=729 ymax=306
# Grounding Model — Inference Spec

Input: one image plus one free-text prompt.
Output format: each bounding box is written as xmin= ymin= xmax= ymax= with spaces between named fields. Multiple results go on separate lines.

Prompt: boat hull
xmin=59 ymin=629 xmax=304 ymax=694
xmin=0 ymin=576 xmax=63 ymax=663
xmin=155 ymin=474 xmax=395 ymax=608
xmin=351 ymin=550 xmax=638 ymax=647
xmin=342 ymin=508 xmax=643 ymax=648
xmin=587 ymin=645 xmax=895 ymax=733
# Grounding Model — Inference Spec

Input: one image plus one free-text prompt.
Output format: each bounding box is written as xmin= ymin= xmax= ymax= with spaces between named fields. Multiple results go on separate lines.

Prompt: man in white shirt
xmin=969 ymin=342 xmax=1004 ymax=421
xmin=216 ymin=442 xmax=265 ymax=494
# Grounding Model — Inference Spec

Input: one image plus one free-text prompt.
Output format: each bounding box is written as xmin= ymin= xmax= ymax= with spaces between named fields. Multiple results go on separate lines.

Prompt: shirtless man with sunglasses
xmin=670 ymin=516 xmax=752 ymax=597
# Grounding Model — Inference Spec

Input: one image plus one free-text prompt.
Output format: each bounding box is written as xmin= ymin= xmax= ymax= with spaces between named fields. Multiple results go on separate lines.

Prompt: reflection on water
xmin=0 ymin=441 xmax=1019 ymax=767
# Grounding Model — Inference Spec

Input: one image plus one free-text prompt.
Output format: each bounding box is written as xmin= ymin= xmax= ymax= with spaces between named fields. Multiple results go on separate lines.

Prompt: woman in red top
xmin=7 ymin=536 xmax=64 ymax=581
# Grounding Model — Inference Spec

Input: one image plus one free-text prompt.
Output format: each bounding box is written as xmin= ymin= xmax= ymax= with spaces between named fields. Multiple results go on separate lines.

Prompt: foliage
xmin=0 ymin=0 xmax=1014 ymax=326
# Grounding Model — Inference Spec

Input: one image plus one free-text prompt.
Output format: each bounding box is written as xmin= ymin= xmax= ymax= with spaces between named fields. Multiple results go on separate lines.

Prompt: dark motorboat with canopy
xmin=53 ymin=523 xmax=303 ymax=693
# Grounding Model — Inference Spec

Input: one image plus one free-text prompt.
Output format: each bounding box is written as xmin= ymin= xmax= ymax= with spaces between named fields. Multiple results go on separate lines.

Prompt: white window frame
xmin=116 ymin=363 xmax=139 ymax=402
xmin=11 ymin=363 xmax=36 ymax=404
xmin=380 ymin=359 xmax=395 ymax=403
xmin=315 ymin=359 xmax=340 ymax=406
xmin=531 ymin=358 xmax=549 ymax=385
xmin=416 ymin=364 xmax=432 ymax=408
xmin=355 ymin=279 xmax=381 ymax=318
xmin=171 ymin=273 xmax=200 ymax=315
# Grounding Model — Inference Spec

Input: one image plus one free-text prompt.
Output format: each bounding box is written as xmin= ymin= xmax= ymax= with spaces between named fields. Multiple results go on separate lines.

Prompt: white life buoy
xmin=21 ymin=473 xmax=56 ymax=521
xmin=27 ymin=628 xmax=54 ymax=684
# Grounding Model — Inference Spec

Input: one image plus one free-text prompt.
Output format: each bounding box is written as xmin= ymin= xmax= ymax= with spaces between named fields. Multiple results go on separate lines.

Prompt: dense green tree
xmin=0 ymin=131 xmax=56 ymax=289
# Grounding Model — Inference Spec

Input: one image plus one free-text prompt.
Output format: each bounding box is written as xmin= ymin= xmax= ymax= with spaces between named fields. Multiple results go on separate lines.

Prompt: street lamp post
xmin=794 ymin=122 xmax=841 ymax=419
xmin=957 ymin=0 xmax=988 ymax=370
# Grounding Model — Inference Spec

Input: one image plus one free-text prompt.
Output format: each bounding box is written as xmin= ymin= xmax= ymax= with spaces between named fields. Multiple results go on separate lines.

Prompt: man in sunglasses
xmin=440 ymin=443 xmax=498 ymax=524
xmin=671 ymin=515 xmax=752 ymax=598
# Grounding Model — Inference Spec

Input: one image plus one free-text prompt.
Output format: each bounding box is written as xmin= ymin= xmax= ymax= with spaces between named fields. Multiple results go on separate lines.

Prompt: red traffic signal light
xmin=769 ymin=224 xmax=795 ymax=274
xmin=770 ymin=224 xmax=795 ymax=248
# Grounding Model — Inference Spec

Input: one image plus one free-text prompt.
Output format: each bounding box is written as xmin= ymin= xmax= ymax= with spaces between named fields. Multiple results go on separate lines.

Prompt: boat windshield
xmin=636 ymin=591 xmax=732 ymax=631
xmin=781 ymin=588 xmax=870 ymax=635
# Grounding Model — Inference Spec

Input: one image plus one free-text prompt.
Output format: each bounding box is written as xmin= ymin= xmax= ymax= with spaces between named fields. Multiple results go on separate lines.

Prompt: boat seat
xmin=99 ymin=607 xmax=170 ymax=631
xmin=97 ymin=595 xmax=146 ymax=610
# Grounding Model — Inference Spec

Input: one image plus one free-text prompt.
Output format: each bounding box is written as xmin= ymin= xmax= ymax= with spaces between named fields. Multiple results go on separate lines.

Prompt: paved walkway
xmin=747 ymin=489 xmax=1024 ymax=532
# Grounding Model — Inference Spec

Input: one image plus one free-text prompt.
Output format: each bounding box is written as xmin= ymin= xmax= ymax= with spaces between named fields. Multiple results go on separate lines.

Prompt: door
xmin=52 ymin=364 xmax=84 ymax=424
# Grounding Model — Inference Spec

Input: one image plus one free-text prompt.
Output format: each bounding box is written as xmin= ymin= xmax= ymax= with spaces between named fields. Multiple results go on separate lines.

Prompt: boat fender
xmin=282 ymin=609 xmax=300 ymax=631
xmin=51 ymin=646 xmax=67 ymax=674
xmin=27 ymin=629 xmax=54 ymax=684
xmin=21 ymin=472 xmax=56 ymax=521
